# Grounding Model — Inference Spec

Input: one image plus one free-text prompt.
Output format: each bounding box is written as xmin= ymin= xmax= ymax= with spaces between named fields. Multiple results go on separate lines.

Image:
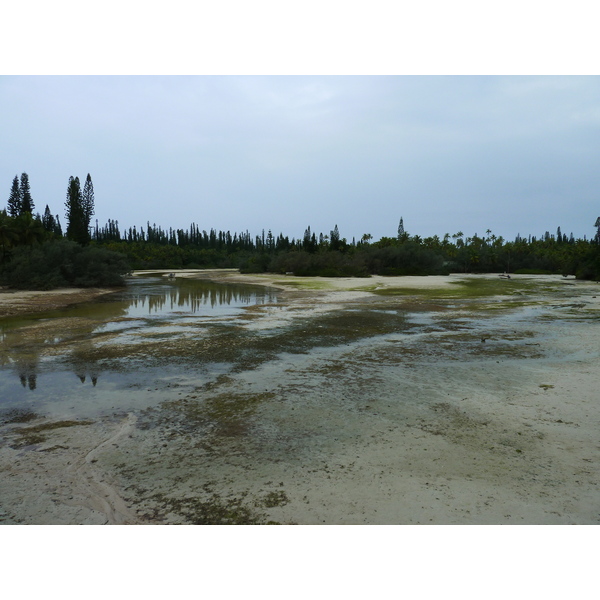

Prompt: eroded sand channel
xmin=1 ymin=272 xmax=599 ymax=524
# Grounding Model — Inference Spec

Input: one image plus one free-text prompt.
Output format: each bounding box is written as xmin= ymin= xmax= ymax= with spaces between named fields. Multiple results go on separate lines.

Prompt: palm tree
xmin=14 ymin=213 xmax=45 ymax=246
xmin=452 ymin=231 xmax=464 ymax=248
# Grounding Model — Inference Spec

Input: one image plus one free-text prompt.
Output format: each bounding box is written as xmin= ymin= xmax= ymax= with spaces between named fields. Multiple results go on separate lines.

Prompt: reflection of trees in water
xmin=127 ymin=281 xmax=278 ymax=314
xmin=1 ymin=324 xmax=103 ymax=391
xmin=1 ymin=341 xmax=39 ymax=390
xmin=1 ymin=297 xmax=129 ymax=390
xmin=1 ymin=280 xmax=278 ymax=390
xmin=72 ymin=342 xmax=101 ymax=387
xmin=0 ymin=347 xmax=39 ymax=390
xmin=74 ymin=369 xmax=99 ymax=386
xmin=9 ymin=352 xmax=101 ymax=391
xmin=18 ymin=363 xmax=37 ymax=390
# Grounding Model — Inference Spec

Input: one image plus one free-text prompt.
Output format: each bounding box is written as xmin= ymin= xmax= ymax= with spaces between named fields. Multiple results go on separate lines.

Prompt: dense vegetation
xmin=93 ymin=218 xmax=600 ymax=280
xmin=1 ymin=239 xmax=130 ymax=290
xmin=1 ymin=172 xmax=599 ymax=290
xmin=1 ymin=173 xmax=129 ymax=289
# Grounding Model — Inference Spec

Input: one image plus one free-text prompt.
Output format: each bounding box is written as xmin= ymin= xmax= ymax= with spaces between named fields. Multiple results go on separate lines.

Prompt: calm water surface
xmin=0 ymin=276 xmax=279 ymax=419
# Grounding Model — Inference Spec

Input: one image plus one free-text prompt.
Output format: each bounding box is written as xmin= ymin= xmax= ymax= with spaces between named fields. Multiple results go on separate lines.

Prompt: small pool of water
xmin=114 ymin=276 xmax=278 ymax=319
xmin=0 ymin=276 xmax=279 ymax=419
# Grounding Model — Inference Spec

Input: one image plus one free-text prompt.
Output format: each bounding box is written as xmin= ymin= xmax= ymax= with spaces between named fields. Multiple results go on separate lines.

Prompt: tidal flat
xmin=1 ymin=271 xmax=599 ymax=524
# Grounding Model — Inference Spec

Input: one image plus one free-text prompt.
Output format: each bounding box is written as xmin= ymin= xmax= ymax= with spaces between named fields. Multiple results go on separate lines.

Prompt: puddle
xmin=0 ymin=277 xmax=278 ymax=418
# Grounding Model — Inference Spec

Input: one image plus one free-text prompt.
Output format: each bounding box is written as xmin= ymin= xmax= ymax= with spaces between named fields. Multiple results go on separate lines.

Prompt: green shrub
xmin=364 ymin=243 xmax=445 ymax=276
xmin=576 ymin=257 xmax=600 ymax=280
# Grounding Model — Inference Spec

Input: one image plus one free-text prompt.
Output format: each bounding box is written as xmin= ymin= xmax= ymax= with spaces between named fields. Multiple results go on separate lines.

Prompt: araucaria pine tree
xmin=82 ymin=173 xmax=95 ymax=230
xmin=7 ymin=175 xmax=21 ymax=217
xmin=42 ymin=204 xmax=57 ymax=234
xmin=65 ymin=176 xmax=90 ymax=244
xmin=19 ymin=173 xmax=34 ymax=214
xmin=397 ymin=216 xmax=405 ymax=240
xmin=330 ymin=224 xmax=340 ymax=250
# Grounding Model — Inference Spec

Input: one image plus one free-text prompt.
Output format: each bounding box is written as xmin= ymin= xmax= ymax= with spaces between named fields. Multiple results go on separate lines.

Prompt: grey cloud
xmin=1 ymin=76 xmax=599 ymax=242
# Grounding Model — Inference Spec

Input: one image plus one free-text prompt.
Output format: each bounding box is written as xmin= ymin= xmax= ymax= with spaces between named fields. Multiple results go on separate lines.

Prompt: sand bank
xmin=139 ymin=268 xmax=471 ymax=290
xmin=0 ymin=287 xmax=119 ymax=318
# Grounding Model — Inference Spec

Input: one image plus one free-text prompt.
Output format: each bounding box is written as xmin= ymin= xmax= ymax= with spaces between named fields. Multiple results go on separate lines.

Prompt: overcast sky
xmin=2 ymin=75 xmax=599 ymax=243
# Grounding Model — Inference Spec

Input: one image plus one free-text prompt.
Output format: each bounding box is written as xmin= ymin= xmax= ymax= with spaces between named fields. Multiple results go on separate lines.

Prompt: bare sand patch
xmin=143 ymin=268 xmax=467 ymax=292
xmin=0 ymin=287 xmax=120 ymax=318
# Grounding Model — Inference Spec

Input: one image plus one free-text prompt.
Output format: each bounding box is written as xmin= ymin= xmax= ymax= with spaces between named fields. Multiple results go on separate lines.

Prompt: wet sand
xmin=0 ymin=287 xmax=120 ymax=318
xmin=1 ymin=271 xmax=599 ymax=524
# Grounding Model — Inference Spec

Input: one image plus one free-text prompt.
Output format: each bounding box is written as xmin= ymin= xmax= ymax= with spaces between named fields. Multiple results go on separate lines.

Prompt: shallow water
xmin=0 ymin=276 xmax=278 ymax=419
xmin=2 ymin=274 xmax=599 ymax=524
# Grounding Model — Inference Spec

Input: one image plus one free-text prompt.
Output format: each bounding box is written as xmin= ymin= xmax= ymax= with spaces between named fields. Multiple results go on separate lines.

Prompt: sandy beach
xmin=1 ymin=270 xmax=599 ymax=524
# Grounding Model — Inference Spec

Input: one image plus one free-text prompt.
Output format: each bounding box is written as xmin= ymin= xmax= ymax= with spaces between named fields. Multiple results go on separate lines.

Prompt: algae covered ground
xmin=1 ymin=272 xmax=599 ymax=524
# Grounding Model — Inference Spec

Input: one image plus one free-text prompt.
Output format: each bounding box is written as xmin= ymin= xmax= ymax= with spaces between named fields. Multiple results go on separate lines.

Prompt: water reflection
xmin=20 ymin=371 xmax=37 ymax=390
xmin=122 ymin=278 xmax=279 ymax=317
xmin=19 ymin=369 xmax=99 ymax=389
xmin=74 ymin=365 xmax=100 ymax=386
xmin=0 ymin=277 xmax=278 ymax=407
xmin=2 ymin=331 xmax=106 ymax=393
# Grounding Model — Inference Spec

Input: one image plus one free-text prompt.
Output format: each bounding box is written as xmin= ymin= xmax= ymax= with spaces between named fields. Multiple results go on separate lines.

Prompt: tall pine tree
xmin=397 ymin=216 xmax=405 ymax=240
xmin=42 ymin=204 xmax=57 ymax=233
xmin=19 ymin=173 xmax=34 ymax=214
xmin=65 ymin=176 xmax=89 ymax=244
xmin=55 ymin=214 xmax=63 ymax=237
xmin=330 ymin=224 xmax=340 ymax=250
xmin=82 ymin=173 xmax=95 ymax=231
xmin=7 ymin=175 xmax=21 ymax=217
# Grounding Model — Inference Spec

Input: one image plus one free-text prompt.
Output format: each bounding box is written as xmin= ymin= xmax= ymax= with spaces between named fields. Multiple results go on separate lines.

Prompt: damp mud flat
xmin=1 ymin=271 xmax=599 ymax=524
xmin=0 ymin=287 xmax=119 ymax=318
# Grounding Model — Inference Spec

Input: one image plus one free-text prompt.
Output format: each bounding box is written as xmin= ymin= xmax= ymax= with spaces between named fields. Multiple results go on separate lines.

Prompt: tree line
xmin=91 ymin=216 xmax=600 ymax=280
xmin=0 ymin=173 xmax=127 ymax=289
xmin=2 ymin=172 xmax=599 ymax=289
xmin=2 ymin=172 xmax=96 ymax=246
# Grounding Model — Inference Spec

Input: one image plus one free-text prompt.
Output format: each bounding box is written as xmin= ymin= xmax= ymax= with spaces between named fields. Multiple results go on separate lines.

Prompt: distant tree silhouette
xmin=330 ymin=224 xmax=340 ymax=251
xmin=7 ymin=175 xmax=21 ymax=217
xmin=82 ymin=174 xmax=95 ymax=232
xmin=41 ymin=204 xmax=61 ymax=236
xmin=397 ymin=217 xmax=405 ymax=240
xmin=65 ymin=176 xmax=89 ymax=244
xmin=19 ymin=173 xmax=34 ymax=214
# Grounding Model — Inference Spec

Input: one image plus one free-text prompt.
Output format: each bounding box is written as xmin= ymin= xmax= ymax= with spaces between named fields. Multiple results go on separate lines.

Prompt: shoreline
xmin=1 ymin=270 xmax=592 ymax=319
xmin=0 ymin=287 xmax=122 ymax=319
